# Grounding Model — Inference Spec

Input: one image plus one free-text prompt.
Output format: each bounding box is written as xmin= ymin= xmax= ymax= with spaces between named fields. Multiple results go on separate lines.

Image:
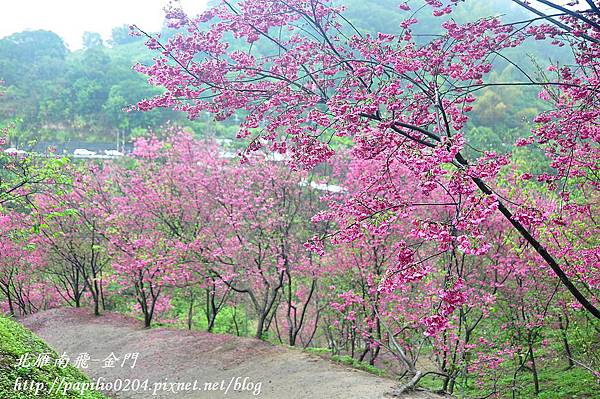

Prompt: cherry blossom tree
xmin=31 ymin=181 xmax=110 ymax=316
xmin=194 ymin=146 xmax=323 ymax=339
xmin=95 ymin=162 xmax=185 ymax=328
xmin=133 ymin=0 xmax=599 ymax=320
xmin=74 ymin=132 xmax=325 ymax=334
xmin=0 ymin=211 xmax=57 ymax=316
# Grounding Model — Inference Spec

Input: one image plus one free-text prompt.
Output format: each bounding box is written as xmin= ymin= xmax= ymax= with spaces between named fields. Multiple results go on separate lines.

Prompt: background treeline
xmin=0 ymin=26 xmax=240 ymax=149
xmin=0 ymin=0 xmax=568 ymax=157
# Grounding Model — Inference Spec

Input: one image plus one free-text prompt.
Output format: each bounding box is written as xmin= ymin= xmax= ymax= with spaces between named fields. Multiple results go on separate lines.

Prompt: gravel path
xmin=20 ymin=308 xmax=440 ymax=399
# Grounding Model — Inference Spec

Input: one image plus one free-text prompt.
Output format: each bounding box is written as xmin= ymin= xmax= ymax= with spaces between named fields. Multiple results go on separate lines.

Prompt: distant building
xmin=28 ymin=141 xmax=133 ymax=155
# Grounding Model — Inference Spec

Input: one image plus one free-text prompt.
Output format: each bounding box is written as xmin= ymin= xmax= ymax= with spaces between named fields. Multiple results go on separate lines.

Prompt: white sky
xmin=0 ymin=0 xmax=208 ymax=50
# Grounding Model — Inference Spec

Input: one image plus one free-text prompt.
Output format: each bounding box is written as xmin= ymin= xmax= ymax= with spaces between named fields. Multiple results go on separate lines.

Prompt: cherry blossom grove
xmin=0 ymin=0 xmax=598 ymax=396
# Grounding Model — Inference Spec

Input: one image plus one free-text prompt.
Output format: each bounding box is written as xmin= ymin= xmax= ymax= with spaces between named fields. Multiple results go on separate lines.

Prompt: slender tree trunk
xmin=558 ymin=314 xmax=574 ymax=368
xmin=8 ymin=296 xmax=15 ymax=316
xmin=232 ymin=306 xmax=240 ymax=336
xmin=187 ymin=291 xmax=194 ymax=330
xmin=136 ymin=281 xmax=153 ymax=329
xmin=274 ymin=312 xmax=284 ymax=344
xmin=144 ymin=311 xmax=152 ymax=328
xmin=448 ymin=376 xmax=456 ymax=395
xmin=358 ymin=346 xmax=370 ymax=362
xmin=205 ymin=287 xmax=219 ymax=332
xmin=457 ymin=153 xmax=600 ymax=319
xmin=528 ymin=341 xmax=540 ymax=395
xmin=93 ymin=280 xmax=101 ymax=316
xmin=207 ymin=316 xmax=216 ymax=332
xmin=391 ymin=371 xmax=423 ymax=396
xmin=100 ymin=276 xmax=106 ymax=311
xmin=370 ymin=345 xmax=380 ymax=366
xmin=4 ymin=286 xmax=15 ymax=316
xmin=255 ymin=312 xmax=266 ymax=339
xmin=93 ymin=297 xmax=99 ymax=316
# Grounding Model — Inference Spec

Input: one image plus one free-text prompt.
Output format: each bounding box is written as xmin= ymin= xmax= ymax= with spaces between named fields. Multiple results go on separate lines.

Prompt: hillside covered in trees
xmin=0 ymin=1 xmax=568 ymax=156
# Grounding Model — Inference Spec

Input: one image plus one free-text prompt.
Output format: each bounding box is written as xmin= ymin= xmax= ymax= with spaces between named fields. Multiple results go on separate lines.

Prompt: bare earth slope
xmin=20 ymin=308 xmax=439 ymax=399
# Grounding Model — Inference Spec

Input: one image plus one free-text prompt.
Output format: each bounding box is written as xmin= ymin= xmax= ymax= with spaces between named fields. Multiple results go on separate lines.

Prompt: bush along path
xmin=0 ymin=314 xmax=108 ymax=399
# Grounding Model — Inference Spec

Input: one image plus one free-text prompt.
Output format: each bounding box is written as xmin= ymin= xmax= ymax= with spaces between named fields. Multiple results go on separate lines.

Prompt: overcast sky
xmin=0 ymin=0 xmax=208 ymax=50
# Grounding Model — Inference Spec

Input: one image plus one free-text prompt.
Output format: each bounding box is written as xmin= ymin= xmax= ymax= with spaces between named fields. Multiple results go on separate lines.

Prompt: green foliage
xmin=330 ymin=354 xmax=386 ymax=376
xmin=532 ymin=366 xmax=599 ymax=399
xmin=0 ymin=1 xmax=574 ymax=151
xmin=303 ymin=348 xmax=386 ymax=376
xmin=110 ymin=25 xmax=144 ymax=46
xmin=305 ymin=347 xmax=331 ymax=355
xmin=0 ymin=123 xmax=72 ymax=208
xmin=419 ymin=362 xmax=598 ymax=399
xmin=0 ymin=31 xmax=179 ymax=145
xmin=209 ymin=306 xmax=249 ymax=336
xmin=170 ymin=292 xmax=251 ymax=336
xmin=0 ymin=315 xmax=108 ymax=399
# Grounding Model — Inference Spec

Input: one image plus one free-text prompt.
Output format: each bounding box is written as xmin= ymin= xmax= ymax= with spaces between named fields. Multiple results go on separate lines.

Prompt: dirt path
xmin=20 ymin=308 xmax=439 ymax=399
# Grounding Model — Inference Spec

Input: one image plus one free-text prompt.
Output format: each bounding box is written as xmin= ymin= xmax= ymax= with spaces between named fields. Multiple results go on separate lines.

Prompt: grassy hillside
xmin=0 ymin=315 xmax=107 ymax=399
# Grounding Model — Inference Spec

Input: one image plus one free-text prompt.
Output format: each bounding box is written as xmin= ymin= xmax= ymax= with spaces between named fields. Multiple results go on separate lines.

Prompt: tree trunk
xmin=93 ymin=279 xmax=101 ymax=316
xmin=391 ymin=371 xmax=423 ymax=396
xmin=528 ymin=341 xmax=540 ymax=395
xmin=369 ymin=345 xmax=380 ymax=366
xmin=232 ymin=306 xmax=240 ymax=336
xmin=187 ymin=291 xmax=194 ymax=330
xmin=5 ymin=288 xmax=15 ymax=316
xmin=255 ymin=312 xmax=266 ymax=339
xmin=93 ymin=298 xmax=100 ymax=317
xmin=448 ymin=376 xmax=456 ymax=395
xmin=558 ymin=314 xmax=574 ymax=368
xmin=100 ymin=277 xmax=106 ymax=311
